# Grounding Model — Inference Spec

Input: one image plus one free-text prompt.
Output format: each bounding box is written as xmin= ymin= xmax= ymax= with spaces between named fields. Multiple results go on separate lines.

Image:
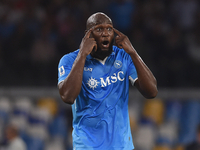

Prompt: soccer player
xmin=58 ymin=12 xmax=158 ymax=150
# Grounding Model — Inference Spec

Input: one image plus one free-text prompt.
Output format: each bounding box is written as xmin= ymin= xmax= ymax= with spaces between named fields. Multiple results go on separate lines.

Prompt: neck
xmin=91 ymin=52 xmax=111 ymax=60
xmin=91 ymin=46 xmax=113 ymax=60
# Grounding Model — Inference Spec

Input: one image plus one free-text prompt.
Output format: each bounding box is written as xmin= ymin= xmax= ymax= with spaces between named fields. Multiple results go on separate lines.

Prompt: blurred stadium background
xmin=0 ymin=0 xmax=200 ymax=150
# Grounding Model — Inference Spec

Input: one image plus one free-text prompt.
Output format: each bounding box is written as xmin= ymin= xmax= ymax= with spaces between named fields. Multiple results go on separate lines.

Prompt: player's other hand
xmin=114 ymin=28 xmax=136 ymax=55
xmin=79 ymin=28 xmax=97 ymax=57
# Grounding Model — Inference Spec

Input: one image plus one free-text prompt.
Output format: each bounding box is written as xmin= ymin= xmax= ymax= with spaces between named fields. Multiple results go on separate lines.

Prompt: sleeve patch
xmin=59 ymin=66 xmax=65 ymax=76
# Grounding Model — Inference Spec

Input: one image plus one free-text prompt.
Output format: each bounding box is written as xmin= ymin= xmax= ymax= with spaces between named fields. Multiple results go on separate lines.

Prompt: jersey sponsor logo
xmin=100 ymin=71 xmax=124 ymax=87
xmin=86 ymin=71 xmax=125 ymax=89
xmin=59 ymin=66 xmax=65 ymax=76
xmin=84 ymin=67 xmax=93 ymax=72
xmin=87 ymin=77 xmax=100 ymax=90
xmin=114 ymin=60 xmax=122 ymax=69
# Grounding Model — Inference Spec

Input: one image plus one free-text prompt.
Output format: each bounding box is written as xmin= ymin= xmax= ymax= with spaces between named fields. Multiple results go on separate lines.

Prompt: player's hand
xmin=79 ymin=28 xmax=97 ymax=57
xmin=114 ymin=28 xmax=136 ymax=55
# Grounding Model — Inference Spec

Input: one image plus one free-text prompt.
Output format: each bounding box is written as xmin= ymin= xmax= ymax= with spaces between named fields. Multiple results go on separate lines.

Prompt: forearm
xmin=58 ymin=52 xmax=87 ymax=104
xmin=113 ymin=28 xmax=157 ymax=98
xmin=129 ymin=52 xmax=158 ymax=99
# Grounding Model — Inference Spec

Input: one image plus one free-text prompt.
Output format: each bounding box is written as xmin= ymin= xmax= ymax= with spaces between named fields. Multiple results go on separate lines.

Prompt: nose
xmin=102 ymin=29 xmax=109 ymax=37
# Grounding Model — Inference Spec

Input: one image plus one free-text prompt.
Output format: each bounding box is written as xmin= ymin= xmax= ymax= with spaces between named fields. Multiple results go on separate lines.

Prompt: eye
xmin=96 ymin=28 xmax=101 ymax=31
xmin=107 ymin=27 xmax=112 ymax=31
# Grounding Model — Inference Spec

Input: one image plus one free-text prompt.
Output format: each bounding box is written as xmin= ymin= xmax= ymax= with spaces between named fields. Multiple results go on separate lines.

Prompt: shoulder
xmin=58 ymin=50 xmax=79 ymax=68
xmin=113 ymin=45 xmax=123 ymax=53
xmin=60 ymin=49 xmax=79 ymax=61
xmin=113 ymin=45 xmax=131 ymax=60
xmin=58 ymin=50 xmax=80 ymax=66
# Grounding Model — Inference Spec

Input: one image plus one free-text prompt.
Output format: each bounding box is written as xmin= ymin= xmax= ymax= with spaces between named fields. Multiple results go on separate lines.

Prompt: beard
xmin=91 ymin=39 xmax=114 ymax=60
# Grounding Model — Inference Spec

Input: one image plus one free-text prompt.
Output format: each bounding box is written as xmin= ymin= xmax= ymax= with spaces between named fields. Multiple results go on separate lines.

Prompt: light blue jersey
xmin=58 ymin=46 xmax=137 ymax=150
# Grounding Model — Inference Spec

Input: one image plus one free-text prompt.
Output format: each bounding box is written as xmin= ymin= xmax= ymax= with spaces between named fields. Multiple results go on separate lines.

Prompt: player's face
xmin=86 ymin=13 xmax=114 ymax=59
xmin=91 ymin=23 xmax=114 ymax=52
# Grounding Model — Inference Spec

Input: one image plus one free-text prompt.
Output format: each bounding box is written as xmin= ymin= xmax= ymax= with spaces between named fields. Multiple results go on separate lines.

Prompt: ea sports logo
xmin=114 ymin=60 xmax=122 ymax=69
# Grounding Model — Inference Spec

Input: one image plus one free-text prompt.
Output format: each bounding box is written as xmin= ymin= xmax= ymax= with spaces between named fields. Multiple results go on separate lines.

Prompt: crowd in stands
xmin=0 ymin=0 xmax=200 ymax=87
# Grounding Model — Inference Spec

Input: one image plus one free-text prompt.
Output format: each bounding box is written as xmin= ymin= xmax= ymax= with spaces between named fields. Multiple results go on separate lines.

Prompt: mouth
xmin=101 ymin=40 xmax=109 ymax=48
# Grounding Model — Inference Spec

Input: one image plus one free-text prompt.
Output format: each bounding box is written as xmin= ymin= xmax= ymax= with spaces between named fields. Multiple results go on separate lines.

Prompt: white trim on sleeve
xmin=129 ymin=76 xmax=138 ymax=86
xmin=58 ymin=80 xmax=64 ymax=85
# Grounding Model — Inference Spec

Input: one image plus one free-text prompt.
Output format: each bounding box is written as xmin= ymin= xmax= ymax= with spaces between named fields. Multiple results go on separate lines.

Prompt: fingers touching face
xmin=84 ymin=27 xmax=94 ymax=39
xmin=86 ymin=24 xmax=114 ymax=37
xmin=85 ymin=27 xmax=123 ymax=41
xmin=113 ymin=28 xmax=124 ymax=37
xmin=84 ymin=25 xmax=126 ymax=52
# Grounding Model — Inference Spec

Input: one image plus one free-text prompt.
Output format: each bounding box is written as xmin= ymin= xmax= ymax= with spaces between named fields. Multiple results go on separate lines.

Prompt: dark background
xmin=1 ymin=0 xmax=200 ymax=88
xmin=0 ymin=1 xmax=200 ymax=150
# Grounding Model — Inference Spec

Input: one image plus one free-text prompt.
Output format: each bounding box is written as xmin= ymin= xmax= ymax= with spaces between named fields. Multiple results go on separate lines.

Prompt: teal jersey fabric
xmin=58 ymin=46 xmax=137 ymax=150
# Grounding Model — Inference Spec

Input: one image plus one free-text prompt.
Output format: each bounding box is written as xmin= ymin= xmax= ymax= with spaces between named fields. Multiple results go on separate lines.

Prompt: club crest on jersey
xmin=87 ymin=77 xmax=100 ymax=90
xmin=59 ymin=66 xmax=65 ymax=76
xmin=114 ymin=60 xmax=122 ymax=69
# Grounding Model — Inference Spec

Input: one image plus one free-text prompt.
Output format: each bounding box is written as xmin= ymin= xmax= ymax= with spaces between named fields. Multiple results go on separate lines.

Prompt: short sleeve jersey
xmin=58 ymin=46 xmax=138 ymax=150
